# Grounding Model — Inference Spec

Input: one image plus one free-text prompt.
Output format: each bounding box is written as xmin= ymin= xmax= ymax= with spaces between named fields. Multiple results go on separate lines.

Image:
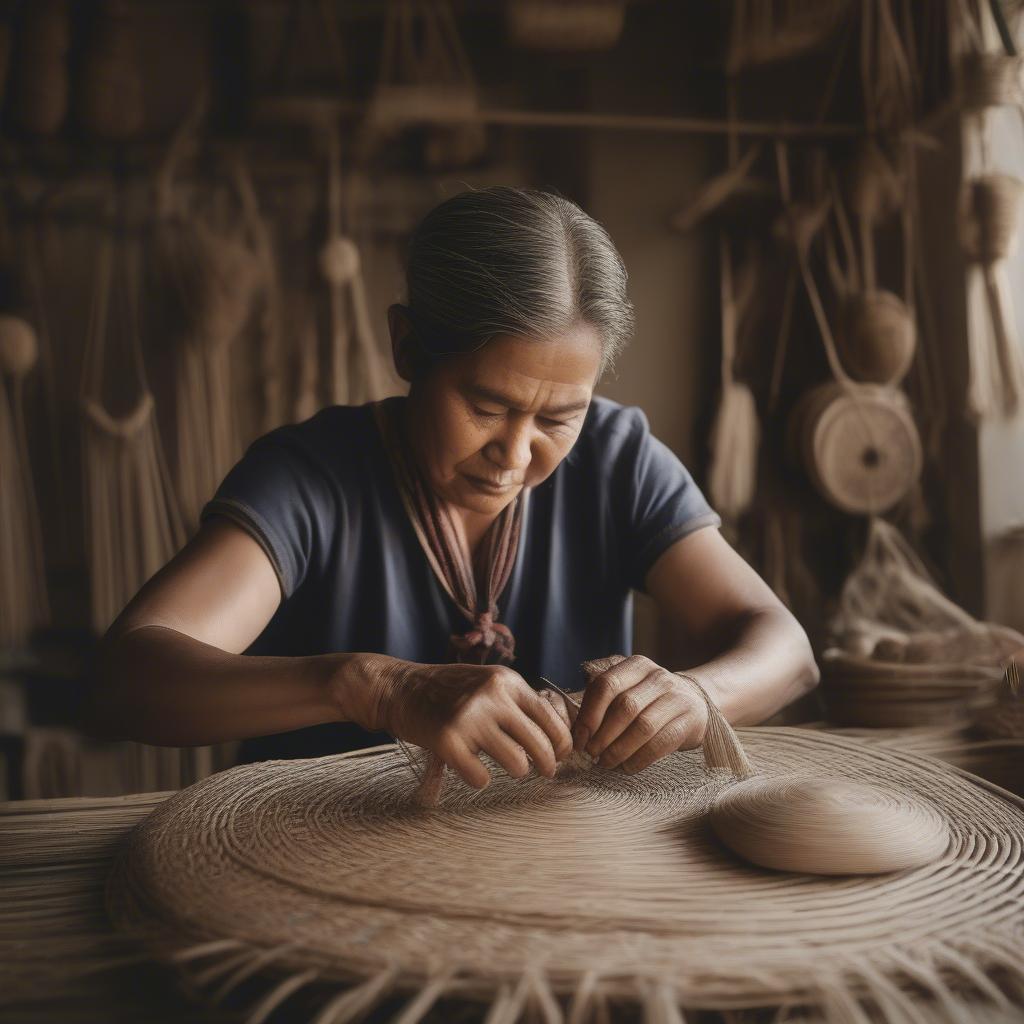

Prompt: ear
xmin=388 ymin=304 xmax=419 ymax=383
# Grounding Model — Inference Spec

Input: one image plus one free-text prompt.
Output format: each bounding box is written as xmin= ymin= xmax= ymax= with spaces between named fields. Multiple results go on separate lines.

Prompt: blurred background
xmin=2 ymin=0 xmax=1024 ymax=800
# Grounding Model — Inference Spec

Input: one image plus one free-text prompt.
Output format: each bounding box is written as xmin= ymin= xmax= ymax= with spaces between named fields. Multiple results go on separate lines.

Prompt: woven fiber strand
xmin=107 ymin=728 xmax=1024 ymax=1021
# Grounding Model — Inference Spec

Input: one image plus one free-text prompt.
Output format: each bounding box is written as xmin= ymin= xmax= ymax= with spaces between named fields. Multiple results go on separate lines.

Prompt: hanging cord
xmin=775 ymin=140 xmax=896 ymax=517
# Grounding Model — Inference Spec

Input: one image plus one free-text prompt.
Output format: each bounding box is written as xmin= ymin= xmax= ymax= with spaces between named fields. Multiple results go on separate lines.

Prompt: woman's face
xmin=401 ymin=322 xmax=603 ymax=517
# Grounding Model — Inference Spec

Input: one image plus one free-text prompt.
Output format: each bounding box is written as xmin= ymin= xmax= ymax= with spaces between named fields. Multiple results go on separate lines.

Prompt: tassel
xmin=708 ymin=381 xmax=760 ymax=521
xmin=676 ymin=672 xmax=755 ymax=778
xmin=709 ymin=234 xmax=759 ymax=522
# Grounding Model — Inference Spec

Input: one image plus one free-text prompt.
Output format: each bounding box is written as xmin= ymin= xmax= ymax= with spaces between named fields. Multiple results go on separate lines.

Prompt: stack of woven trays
xmin=821 ymin=623 xmax=1020 ymax=728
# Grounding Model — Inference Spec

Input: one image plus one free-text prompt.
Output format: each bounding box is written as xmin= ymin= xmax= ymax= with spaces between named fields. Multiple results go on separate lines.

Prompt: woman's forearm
xmin=678 ymin=609 xmax=820 ymax=727
xmin=83 ymin=625 xmax=400 ymax=747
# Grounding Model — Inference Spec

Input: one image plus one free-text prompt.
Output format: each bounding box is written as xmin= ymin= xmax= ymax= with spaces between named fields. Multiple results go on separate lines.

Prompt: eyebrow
xmin=467 ymin=385 xmax=589 ymax=417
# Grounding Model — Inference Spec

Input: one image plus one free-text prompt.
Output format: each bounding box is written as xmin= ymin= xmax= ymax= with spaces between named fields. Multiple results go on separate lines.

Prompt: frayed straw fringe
xmin=144 ymin=939 xmax=1024 ymax=1024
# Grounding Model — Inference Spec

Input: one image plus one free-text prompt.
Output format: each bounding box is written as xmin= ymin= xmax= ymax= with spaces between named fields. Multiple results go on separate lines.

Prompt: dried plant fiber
xmin=11 ymin=0 xmax=69 ymax=136
xmin=505 ymin=1 xmax=626 ymax=52
xmin=80 ymin=233 xmax=184 ymax=633
xmin=105 ymin=728 xmax=1024 ymax=1022
xmin=0 ymin=315 xmax=49 ymax=646
xmin=961 ymin=52 xmax=1024 ymax=111
xmin=960 ymin=174 xmax=1024 ymax=418
xmin=708 ymin=235 xmax=759 ymax=522
xmin=155 ymin=109 xmax=263 ymax=523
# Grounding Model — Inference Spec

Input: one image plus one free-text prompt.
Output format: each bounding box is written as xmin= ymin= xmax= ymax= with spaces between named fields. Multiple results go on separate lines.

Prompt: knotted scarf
xmin=373 ymin=399 xmax=526 ymax=665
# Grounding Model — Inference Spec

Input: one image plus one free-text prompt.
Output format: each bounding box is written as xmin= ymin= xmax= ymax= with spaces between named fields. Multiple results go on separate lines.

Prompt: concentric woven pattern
xmin=107 ymin=728 xmax=1024 ymax=1018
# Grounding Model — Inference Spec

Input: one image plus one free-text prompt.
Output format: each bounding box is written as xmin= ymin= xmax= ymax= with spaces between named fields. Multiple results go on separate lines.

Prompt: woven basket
xmin=788 ymin=381 xmax=922 ymax=515
xmin=835 ymin=290 xmax=916 ymax=385
xmin=822 ymin=648 xmax=1003 ymax=728
xmin=961 ymin=52 xmax=1024 ymax=112
xmin=960 ymin=174 xmax=1024 ymax=264
xmin=107 ymin=728 xmax=1024 ymax=1022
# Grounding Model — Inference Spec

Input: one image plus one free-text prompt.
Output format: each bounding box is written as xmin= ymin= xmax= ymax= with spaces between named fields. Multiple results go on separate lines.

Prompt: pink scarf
xmin=374 ymin=400 xmax=526 ymax=664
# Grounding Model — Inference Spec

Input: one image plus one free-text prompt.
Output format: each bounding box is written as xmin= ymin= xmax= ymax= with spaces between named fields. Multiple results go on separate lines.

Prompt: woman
xmin=85 ymin=187 xmax=818 ymax=789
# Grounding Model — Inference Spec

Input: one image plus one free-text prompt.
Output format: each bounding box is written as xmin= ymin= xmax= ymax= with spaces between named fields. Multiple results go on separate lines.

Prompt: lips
xmin=466 ymin=474 xmax=522 ymax=491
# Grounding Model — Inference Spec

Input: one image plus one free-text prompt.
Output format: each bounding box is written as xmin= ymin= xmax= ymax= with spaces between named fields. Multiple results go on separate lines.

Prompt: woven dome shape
xmin=107 ymin=728 xmax=1024 ymax=1021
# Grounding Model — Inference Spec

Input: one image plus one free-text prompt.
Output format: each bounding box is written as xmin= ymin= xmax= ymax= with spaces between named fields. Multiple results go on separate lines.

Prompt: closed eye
xmin=471 ymin=405 xmax=504 ymax=420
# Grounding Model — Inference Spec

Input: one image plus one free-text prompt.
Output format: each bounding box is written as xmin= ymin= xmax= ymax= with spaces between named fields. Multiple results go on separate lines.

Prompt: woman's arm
xmin=646 ymin=525 xmax=819 ymax=724
xmin=566 ymin=527 xmax=819 ymax=772
xmin=83 ymin=518 xmax=570 ymax=784
xmin=83 ymin=517 xmax=347 ymax=745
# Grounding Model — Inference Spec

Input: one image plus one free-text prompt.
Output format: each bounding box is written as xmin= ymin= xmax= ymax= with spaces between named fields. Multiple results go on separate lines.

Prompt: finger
xmin=586 ymin=669 xmax=671 ymax=759
xmin=501 ymin=709 xmax=559 ymax=779
xmin=438 ymin=733 xmax=492 ymax=790
xmin=620 ymin=716 xmax=705 ymax=775
xmin=524 ymin=690 xmax=574 ymax=760
xmin=539 ymin=690 xmax=573 ymax=732
xmin=581 ymin=654 xmax=627 ymax=678
xmin=477 ymin=726 xmax=532 ymax=781
xmin=596 ymin=692 xmax=682 ymax=769
xmin=541 ymin=690 xmax=584 ymax=732
xmin=573 ymin=655 xmax=651 ymax=753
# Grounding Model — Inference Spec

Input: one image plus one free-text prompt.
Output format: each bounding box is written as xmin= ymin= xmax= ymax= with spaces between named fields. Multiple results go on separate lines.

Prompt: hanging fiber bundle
xmin=154 ymin=110 xmax=264 ymax=523
xmin=232 ymin=157 xmax=286 ymax=432
xmin=504 ymin=0 xmax=627 ymax=52
xmin=78 ymin=0 xmax=145 ymax=141
xmin=959 ymin=172 xmax=1024 ymax=418
xmin=80 ymin=231 xmax=184 ymax=634
xmin=0 ymin=314 xmax=48 ymax=648
xmin=369 ymin=0 xmax=485 ymax=169
xmin=708 ymin=235 xmax=759 ymax=522
xmin=725 ymin=0 xmax=850 ymax=72
xmin=318 ymin=124 xmax=390 ymax=407
xmin=11 ymin=0 xmax=69 ymax=136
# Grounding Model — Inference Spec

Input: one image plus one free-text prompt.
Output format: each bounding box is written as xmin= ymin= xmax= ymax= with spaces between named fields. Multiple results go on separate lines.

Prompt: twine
xmin=105 ymin=728 xmax=1024 ymax=1021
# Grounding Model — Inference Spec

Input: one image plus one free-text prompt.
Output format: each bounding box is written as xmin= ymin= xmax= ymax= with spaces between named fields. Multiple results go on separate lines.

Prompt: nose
xmin=485 ymin=415 xmax=532 ymax=474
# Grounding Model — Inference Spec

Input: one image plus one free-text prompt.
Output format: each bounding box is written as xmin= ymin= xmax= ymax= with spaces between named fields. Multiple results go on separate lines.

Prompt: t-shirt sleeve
xmin=199 ymin=434 xmax=335 ymax=599
xmin=615 ymin=407 xmax=721 ymax=592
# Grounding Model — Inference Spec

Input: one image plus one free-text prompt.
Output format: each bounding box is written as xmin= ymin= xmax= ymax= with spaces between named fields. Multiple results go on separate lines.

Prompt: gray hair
xmin=404 ymin=186 xmax=634 ymax=376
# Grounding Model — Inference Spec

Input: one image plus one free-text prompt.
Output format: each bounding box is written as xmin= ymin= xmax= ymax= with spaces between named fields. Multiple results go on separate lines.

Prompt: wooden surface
xmin=0 ymin=791 xmax=235 ymax=1023
xmin=2 ymin=737 xmax=1022 ymax=1023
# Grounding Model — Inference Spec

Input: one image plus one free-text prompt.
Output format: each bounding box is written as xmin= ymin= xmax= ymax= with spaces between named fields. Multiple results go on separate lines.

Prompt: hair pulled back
xmin=404 ymin=186 xmax=633 ymax=375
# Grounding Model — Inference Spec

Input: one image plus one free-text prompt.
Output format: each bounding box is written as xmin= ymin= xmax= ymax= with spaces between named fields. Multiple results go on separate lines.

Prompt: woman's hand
xmin=569 ymin=655 xmax=709 ymax=774
xmin=354 ymin=656 xmax=573 ymax=790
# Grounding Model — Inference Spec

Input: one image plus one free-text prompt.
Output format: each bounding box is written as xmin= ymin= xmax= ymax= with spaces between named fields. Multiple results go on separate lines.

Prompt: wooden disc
xmin=791 ymin=382 xmax=922 ymax=515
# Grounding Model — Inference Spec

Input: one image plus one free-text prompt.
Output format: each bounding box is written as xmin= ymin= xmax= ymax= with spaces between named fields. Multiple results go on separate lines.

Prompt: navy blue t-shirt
xmin=201 ymin=395 xmax=720 ymax=761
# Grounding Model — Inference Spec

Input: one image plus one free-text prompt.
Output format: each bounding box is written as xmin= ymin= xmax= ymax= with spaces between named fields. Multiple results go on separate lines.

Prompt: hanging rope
xmin=79 ymin=211 xmax=184 ymax=634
